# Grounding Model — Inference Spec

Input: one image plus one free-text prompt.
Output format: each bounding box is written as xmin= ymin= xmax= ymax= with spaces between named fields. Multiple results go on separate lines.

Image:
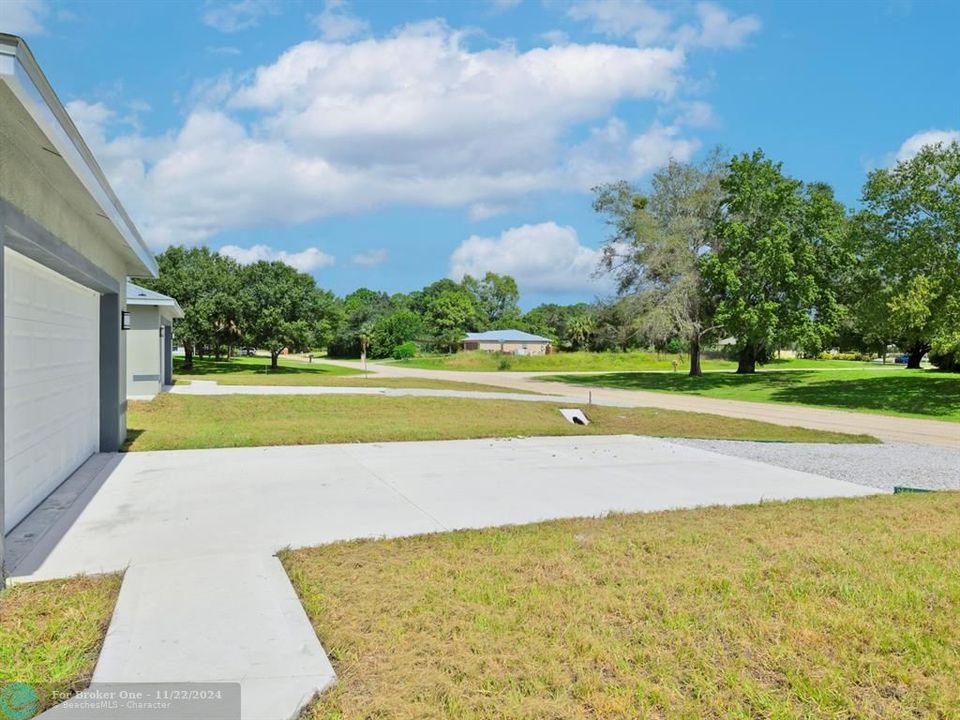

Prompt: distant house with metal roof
xmin=126 ymin=281 xmax=184 ymax=399
xmin=462 ymin=329 xmax=552 ymax=356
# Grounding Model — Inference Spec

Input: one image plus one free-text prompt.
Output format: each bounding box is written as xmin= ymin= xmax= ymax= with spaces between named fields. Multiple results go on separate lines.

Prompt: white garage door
xmin=4 ymin=248 xmax=100 ymax=530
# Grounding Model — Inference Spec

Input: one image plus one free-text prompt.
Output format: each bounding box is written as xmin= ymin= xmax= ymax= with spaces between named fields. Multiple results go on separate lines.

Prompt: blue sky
xmin=6 ymin=0 xmax=959 ymax=307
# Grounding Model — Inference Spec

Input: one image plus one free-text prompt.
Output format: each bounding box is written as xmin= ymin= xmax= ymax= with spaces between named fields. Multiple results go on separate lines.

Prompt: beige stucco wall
xmin=474 ymin=340 xmax=550 ymax=355
xmin=126 ymin=305 xmax=162 ymax=399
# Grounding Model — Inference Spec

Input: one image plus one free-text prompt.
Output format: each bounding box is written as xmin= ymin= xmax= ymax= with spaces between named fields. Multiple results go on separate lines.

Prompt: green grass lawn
xmin=176 ymin=355 xmax=360 ymax=379
xmin=546 ymin=368 xmax=960 ymax=422
xmin=0 ymin=574 xmax=121 ymax=714
xmin=285 ymin=492 xmax=960 ymax=720
xmin=124 ymin=394 xmax=873 ymax=451
xmin=391 ymin=350 xmax=889 ymax=373
xmin=173 ymin=356 xmax=537 ymax=393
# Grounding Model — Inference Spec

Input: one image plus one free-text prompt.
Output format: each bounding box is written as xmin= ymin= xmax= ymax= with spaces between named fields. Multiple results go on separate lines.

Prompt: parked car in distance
xmin=894 ymin=354 xmax=910 ymax=364
xmin=241 ymin=347 xmax=256 ymax=356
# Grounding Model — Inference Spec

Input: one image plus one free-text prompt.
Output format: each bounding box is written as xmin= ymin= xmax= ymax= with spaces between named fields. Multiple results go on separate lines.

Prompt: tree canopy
xmin=854 ymin=141 xmax=960 ymax=368
xmin=701 ymin=151 xmax=849 ymax=372
xmin=594 ymin=151 xmax=725 ymax=375
xmin=238 ymin=261 xmax=335 ymax=368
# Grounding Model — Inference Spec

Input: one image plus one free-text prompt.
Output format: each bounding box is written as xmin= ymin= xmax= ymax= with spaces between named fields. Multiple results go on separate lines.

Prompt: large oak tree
xmin=854 ymin=141 xmax=960 ymax=368
xmin=238 ymin=260 xmax=330 ymax=369
xmin=702 ymin=151 xmax=844 ymax=373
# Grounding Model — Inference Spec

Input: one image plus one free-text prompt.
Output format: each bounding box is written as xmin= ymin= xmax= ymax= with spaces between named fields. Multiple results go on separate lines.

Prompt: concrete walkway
xmin=11 ymin=436 xmax=881 ymax=719
xmin=90 ymin=553 xmax=334 ymax=720
xmin=313 ymin=359 xmax=960 ymax=448
xmin=170 ymin=379 xmax=576 ymax=404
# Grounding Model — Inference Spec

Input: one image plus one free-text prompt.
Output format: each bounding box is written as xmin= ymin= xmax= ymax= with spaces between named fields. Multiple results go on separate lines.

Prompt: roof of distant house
xmin=126 ymin=281 xmax=185 ymax=318
xmin=464 ymin=330 xmax=551 ymax=343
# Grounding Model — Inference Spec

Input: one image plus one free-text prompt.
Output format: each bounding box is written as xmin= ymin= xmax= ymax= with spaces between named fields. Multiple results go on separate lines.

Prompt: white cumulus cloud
xmin=686 ymin=2 xmax=761 ymax=49
xmin=219 ymin=244 xmax=335 ymax=272
xmin=66 ymin=22 xmax=703 ymax=248
xmin=202 ymin=0 xmax=279 ymax=33
xmin=892 ymin=129 xmax=960 ymax=163
xmin=351 ymin=248 xmax=388 ymax=266
xmin=568 ymin=0 xmax=759 ymax=49
xmin=311 ymin=0 xmax=368 ymax=41
xmin=63 ymin=4 xmax=765 ymax=250
xmin=568 ymin=0 xmax=674 ymax=46
xmin=2 ymin=0 xmax=48 ymax=34
xmin=449 ymin=222 xmax=611 ymax=293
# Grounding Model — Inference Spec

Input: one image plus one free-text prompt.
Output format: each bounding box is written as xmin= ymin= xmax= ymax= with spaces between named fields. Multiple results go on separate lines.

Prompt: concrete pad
xmin=11 ymin=445 xmax=442 ymax=579
xmin=92 ymin=553 xmax=334 ymax=720
xmin=10 ymin=435 xmax=879 ymax=581
xmin=345 ymin=436 xmax=879 ymax=531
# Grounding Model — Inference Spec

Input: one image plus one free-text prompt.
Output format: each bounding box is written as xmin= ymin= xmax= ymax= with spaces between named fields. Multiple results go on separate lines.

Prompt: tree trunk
xmin=736 ymin=344 xmax=757 ymax=374
xmin=270 ymin=351 xmax=280 ymax=370
xmin=183 ymin=344 xmax=194 ymax=371
xmin=688 ymin=335 xmax=703 ymax=377
xmin=906 ymin=342 xmax=928 ymax=369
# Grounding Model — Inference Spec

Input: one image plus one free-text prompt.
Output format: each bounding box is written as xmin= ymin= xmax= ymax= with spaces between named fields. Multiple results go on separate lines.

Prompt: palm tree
xmin=567 ymin=314 xmax=594 ymax=351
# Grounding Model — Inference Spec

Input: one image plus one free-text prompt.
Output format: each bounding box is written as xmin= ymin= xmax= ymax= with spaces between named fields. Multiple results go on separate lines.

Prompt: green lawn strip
xmin=175 ymin=355 xmax=362 ymax=378
xmin=545 ymin=368 xmax=960 ymax=422
xmin=283 ymin=492 xmax=960 ymax=720
xmin=174 ymin=356 xmax=537 ymax=393
xmin=0 ymin=574 xmax=122 ymax=714
xmin=390 ymin=351 xmax=886 ymax=373
xmin=124 ymin=395 xmax=873 ymax=451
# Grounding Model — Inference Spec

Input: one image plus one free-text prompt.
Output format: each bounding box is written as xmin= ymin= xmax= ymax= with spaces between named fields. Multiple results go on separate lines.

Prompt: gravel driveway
xmin=670 ymin=439 xmax=960 ymax=491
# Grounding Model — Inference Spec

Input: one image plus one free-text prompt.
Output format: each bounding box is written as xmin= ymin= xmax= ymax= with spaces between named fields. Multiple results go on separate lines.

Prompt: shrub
xmin=497 ymin=356 xmax=512 ymax=371
xmin=665 ymin=337 xmax=688 ymax=355
xmin=392 ymin=341 xmax=418 ymax=360
xmin=370 ymin=310 xmax=423 ymax=359
xmin=818 ymin=351 xmax=873 ymax=362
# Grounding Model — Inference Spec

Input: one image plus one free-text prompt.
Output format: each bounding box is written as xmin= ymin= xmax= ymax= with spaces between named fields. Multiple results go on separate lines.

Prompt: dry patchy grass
xmin=124 ymin=395 xmax=873 ymax=451
xmin=0 ymin=574 xmax=122 ymax=713
xmin=284 ymin=492 xmax=960 ymax=720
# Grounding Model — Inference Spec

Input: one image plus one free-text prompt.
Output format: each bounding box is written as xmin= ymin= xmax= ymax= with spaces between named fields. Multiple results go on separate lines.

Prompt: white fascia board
xmin=0 ymin=35 xmax=158 ymax=278
xmin=128 ymin=296 xmax=185 ymax=320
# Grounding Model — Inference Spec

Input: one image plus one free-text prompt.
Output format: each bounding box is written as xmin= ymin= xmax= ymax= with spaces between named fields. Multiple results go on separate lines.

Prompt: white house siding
xmin=126 ymin=305 xmax=163 ymax=399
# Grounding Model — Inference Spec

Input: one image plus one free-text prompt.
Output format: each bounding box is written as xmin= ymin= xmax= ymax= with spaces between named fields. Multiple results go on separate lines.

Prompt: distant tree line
xmin=143 ymin=140 xmax=958 ymax=374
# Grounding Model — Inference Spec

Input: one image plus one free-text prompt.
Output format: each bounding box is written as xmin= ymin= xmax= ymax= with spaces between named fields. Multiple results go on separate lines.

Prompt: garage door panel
xmin=4 ymin=248 xmax=100 ymax=530
xmin=3 ymin=315 xmax=98 ymax=384
xmin=5 ymin=378 xmax=98 ymax=454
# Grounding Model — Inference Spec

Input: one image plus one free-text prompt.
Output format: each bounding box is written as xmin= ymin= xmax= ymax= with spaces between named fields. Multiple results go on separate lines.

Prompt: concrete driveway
xmin=10 ymin=436 xmax=880 ymax=720
xmin=10 ymin=435 xmax=878 ymax=581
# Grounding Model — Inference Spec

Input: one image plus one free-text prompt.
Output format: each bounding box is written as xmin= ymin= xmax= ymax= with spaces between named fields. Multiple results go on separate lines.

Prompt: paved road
xmin=316 ymin=359 xmax=960 ymax=448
